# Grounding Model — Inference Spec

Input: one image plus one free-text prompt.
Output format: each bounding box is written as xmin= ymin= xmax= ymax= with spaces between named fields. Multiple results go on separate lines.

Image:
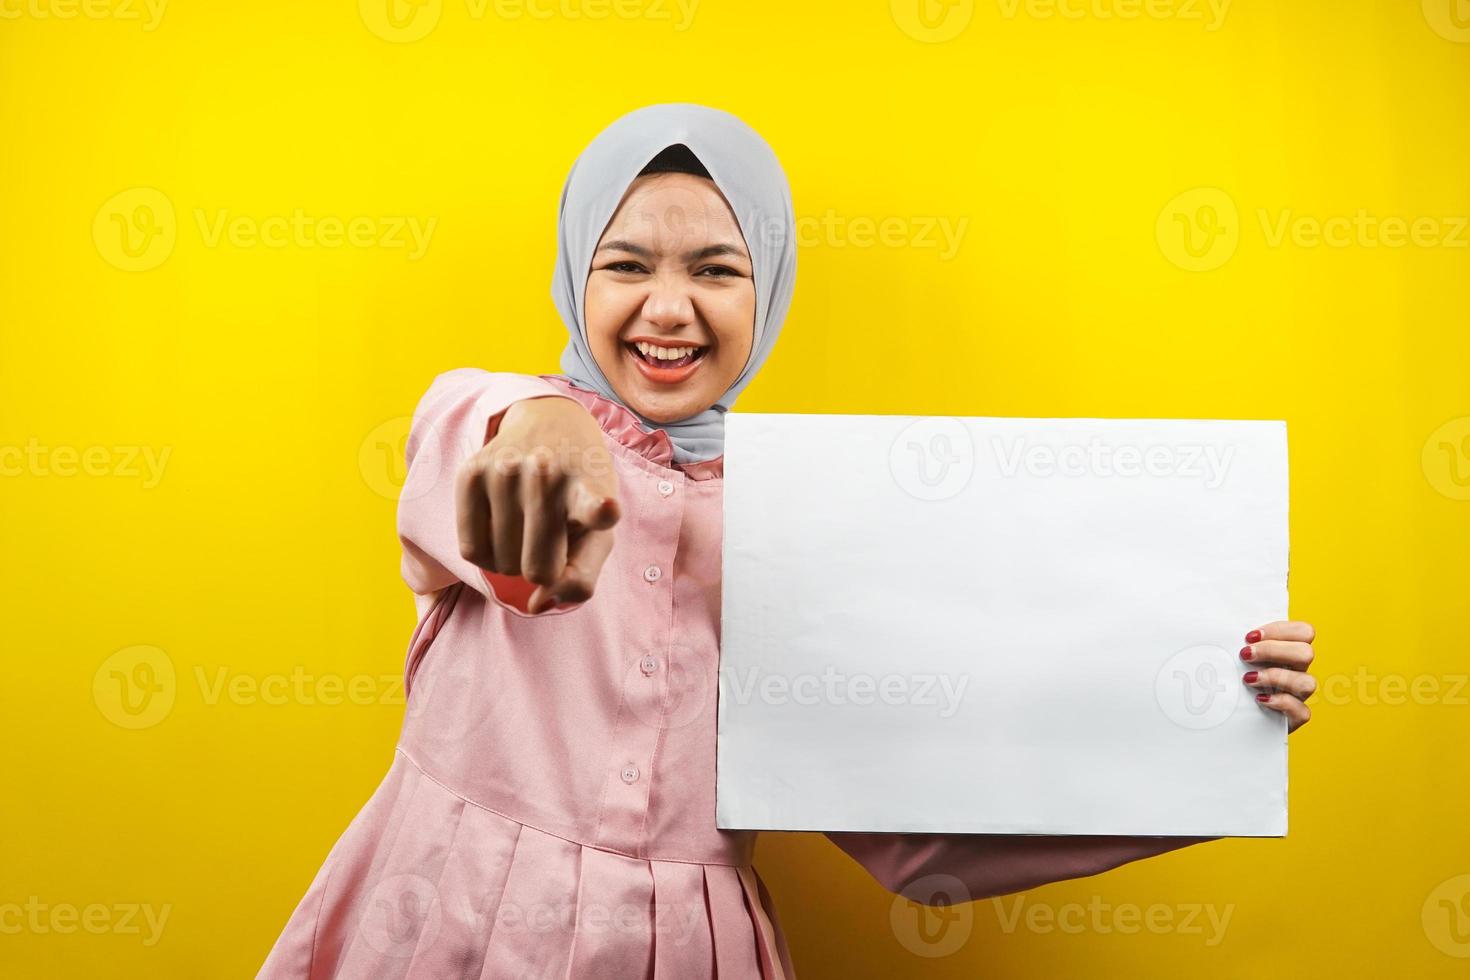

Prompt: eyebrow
xmin=596 ymin=239 xmax=750 ymax=263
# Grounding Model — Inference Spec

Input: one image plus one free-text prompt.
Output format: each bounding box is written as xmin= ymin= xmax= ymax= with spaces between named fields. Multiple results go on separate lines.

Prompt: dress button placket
xmin=592 ymin=466 xmax=683 ymax=856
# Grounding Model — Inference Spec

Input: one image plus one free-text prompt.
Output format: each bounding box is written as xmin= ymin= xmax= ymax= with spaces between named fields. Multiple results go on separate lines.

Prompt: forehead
xmin=600 ymin=173 xmax=746 ymax=246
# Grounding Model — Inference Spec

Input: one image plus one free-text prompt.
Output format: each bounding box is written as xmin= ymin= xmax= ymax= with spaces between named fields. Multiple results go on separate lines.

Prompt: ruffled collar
xmin=538 ymin=375 xmax=725 ymax=482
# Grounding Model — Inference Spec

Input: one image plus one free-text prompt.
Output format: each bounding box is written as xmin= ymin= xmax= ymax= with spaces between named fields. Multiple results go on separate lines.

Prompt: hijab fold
xmin=552 ymin=103 xmax=797 ymax=463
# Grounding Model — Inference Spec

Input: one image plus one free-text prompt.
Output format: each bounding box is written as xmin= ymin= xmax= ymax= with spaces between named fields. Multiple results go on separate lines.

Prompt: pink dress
xmin=257 ymin=369 xmax=1208 ymax=979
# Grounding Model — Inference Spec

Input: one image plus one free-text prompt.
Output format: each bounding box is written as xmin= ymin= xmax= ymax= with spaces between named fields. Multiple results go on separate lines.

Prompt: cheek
xmin=709 ymin=290 xmax=757 ymax=363
xmin=583 ymin=281 xmax=630 ymax=350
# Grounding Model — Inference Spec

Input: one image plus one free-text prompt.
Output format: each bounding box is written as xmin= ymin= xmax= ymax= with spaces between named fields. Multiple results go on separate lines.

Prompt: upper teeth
xmin=635 ymin=341 xmax=701 ymax=361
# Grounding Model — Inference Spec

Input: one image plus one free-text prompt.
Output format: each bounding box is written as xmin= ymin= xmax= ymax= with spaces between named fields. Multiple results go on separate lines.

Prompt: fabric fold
xmin=702 ymin=865 xmax=763 ymax=980
xmin=258 ymin=752 xmax=790 ymax=980
xmin=651 ymin=860 xmax=714 ymax=977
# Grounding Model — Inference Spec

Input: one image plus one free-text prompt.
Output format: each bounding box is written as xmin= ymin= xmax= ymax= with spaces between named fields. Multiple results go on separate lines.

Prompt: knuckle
xmin=491 ymin=447 xmax=524 ymax=477
xmin=455 ymin=457 xmax=483 ymax=489
xmin=459 ymin=541 xmax=492 ymax=568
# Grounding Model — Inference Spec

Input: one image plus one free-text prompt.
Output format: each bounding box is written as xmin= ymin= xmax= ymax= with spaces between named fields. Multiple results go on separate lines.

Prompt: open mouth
xmin=625 ymin=340 xmax=710 ymax=370
xmin=622 ymin=339 xmax=712 ymax=385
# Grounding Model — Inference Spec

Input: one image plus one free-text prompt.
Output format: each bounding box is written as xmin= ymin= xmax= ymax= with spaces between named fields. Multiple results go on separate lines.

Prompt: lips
xmin=624 ymin=340 xmax=710 ymax=385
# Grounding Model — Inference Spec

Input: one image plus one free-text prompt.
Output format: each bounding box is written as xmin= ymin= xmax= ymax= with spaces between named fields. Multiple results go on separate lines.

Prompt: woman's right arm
xmin=825 ymin=831 xmax=1216 ymax=905
xmin=396 ymin=368 xmax=620 ymax=613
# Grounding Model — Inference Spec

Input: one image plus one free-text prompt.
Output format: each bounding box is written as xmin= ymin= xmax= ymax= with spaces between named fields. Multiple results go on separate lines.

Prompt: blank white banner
xmin=716 ymin=414 xmax=1289 ymax=837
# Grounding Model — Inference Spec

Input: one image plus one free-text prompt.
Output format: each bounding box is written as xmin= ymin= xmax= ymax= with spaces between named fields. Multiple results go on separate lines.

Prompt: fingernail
xmin=1239 ymin=646 xmax=1254 ymax=661
xmin=1242 ymin=671 xmax=1259 ymax=684
xmin=1255 ymin=693 xmax=1271 ymax=703
xmin=1245 ymin=629 xmax=1262 ymax=644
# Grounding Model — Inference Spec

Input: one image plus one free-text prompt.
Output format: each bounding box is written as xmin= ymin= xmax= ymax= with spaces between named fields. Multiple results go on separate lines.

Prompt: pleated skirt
xmin=257 ymin=751 xmax=795 ymax=979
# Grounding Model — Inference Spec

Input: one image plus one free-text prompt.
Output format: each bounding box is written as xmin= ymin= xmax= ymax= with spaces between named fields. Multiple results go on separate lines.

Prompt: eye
xmin=604 ymin=261 xmax=648 ymax=274
xmin=698 ymin=265 xmax=741 ymax=279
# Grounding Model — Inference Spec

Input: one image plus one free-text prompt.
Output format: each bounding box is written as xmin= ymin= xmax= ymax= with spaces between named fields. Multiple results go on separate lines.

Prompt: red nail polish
xmin=1245 ymin=629 xmax=1262 ymax=644
xmin=1243 ymin=671 xmax=1259 ymax=683
xmin=1239 ymin=646 xmax=1254 ymax=661
xmin=1255 ymin=693 xmax=1270 ymax=703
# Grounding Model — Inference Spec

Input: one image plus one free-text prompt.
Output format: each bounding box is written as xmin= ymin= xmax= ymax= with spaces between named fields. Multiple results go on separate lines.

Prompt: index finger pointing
xmin=552 ymin=526 xmax=616 ymax=605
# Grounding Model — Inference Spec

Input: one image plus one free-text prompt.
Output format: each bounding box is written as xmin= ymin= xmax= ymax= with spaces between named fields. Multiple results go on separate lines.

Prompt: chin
xmin=622 ymin=389 xmax=711 ymax=424
xmin=633 ymin=401 xmax=701 ymax=424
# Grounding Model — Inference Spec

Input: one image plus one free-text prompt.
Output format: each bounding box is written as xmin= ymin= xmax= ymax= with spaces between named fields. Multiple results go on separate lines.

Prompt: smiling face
xmin=583 ymin=172 xmax=757 ymax=423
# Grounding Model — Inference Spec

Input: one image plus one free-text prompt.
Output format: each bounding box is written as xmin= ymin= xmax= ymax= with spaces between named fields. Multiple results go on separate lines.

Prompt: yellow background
xmin=3 ymin=0 xmax=1468 ymax=976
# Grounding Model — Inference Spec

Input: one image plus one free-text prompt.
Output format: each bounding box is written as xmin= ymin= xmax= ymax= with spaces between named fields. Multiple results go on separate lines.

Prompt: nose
xmin=640 ymin=276 xmax=696 ymax=333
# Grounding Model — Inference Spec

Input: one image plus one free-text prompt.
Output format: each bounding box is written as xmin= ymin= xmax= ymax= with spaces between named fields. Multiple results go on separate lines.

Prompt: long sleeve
xmin=825 ymin=832 xmax=1216 ymax=905
xmin=396 ymin=368 xmax=574 ymax=601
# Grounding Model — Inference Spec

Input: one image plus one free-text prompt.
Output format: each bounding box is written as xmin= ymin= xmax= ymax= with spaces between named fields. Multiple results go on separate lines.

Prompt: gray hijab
xmin=552 ymin=103 xmax=797 ymax=463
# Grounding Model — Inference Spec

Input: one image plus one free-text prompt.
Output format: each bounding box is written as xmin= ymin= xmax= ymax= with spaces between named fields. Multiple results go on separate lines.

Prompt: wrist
xmin=489 ymin=394 xmax=582 ymax=443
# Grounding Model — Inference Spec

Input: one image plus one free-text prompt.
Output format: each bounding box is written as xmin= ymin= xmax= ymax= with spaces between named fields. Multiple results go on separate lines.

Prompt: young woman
xmin=258 ymin=102 xmax=1318 ymax=979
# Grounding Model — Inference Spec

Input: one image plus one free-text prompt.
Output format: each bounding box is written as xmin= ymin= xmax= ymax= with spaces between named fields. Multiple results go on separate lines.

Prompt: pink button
xmin=643 ymin=565 xmax=662 ymax=583
xmin=620 ymin=764 xmax=640 ymax=784
xmin=640 ymin=655 xmax=659 ymax=675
